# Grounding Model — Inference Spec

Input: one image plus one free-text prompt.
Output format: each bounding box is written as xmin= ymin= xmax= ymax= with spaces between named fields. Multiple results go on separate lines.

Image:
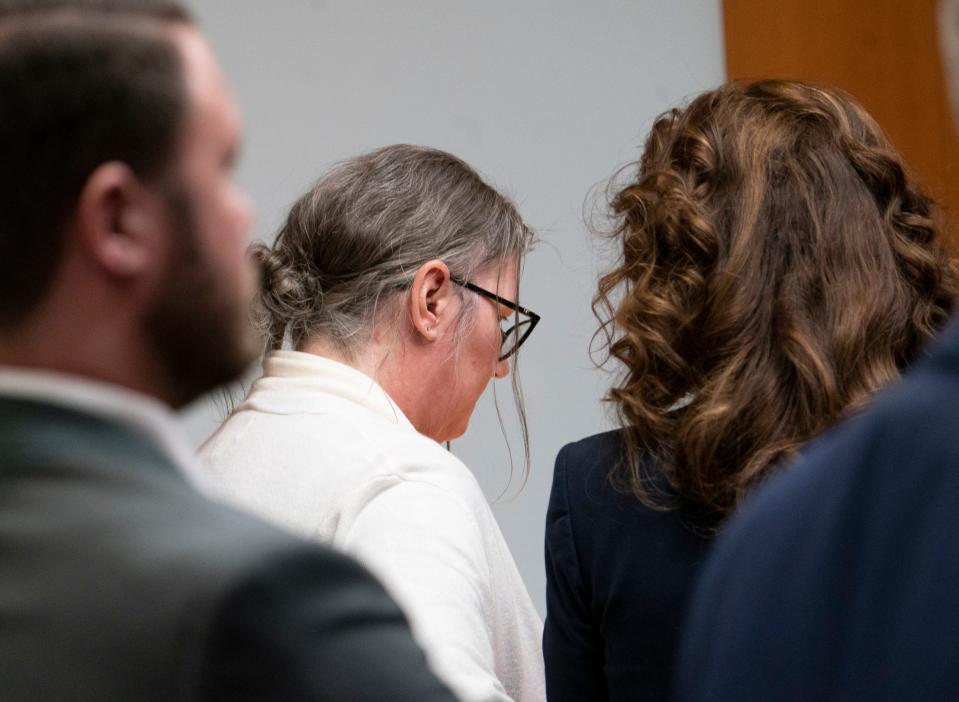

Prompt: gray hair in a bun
xmin=253 ymin=144 xmax=534 ymax=356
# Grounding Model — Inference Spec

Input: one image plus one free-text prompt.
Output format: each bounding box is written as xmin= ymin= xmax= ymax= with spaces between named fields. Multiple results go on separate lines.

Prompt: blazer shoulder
xmin=198 ymin=521 xmax=457 ymax=701
xmin=558 ymin=428 xmax=626 ymax=465
xmin=555 ymin=429 xmax=627 ymax=491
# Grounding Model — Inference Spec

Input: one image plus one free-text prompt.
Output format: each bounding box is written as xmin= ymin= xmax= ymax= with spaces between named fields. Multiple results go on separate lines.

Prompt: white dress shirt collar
xmin=0 ymin=366 xmax=196 ymax=474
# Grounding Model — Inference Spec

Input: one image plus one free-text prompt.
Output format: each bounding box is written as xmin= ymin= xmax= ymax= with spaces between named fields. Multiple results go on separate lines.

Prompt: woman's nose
xmin=494 ymin=357 xmax=511 ymax=379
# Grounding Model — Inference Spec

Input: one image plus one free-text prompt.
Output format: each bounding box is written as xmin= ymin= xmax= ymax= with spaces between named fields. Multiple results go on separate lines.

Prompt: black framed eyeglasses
xmin=450 ymin=276 xmax=541 ymax=361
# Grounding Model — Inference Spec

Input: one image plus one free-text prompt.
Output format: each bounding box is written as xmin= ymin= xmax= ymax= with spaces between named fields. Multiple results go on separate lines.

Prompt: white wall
xmin=182 ymin=0 xmax=726 ymax=614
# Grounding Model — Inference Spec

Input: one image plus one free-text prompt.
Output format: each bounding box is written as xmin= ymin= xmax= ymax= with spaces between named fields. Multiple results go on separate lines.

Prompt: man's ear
xmin=73 ymin=162 xmax=165 ymax=279
xmin=409 ymin=259 xmax=454 ymax=341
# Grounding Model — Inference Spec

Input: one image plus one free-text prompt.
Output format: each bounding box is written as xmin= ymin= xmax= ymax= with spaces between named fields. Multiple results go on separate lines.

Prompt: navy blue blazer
xmin=678 ymin=319 xmax=959 ymax=701
xmin=544 ymin=430 xmax=717 ymax=701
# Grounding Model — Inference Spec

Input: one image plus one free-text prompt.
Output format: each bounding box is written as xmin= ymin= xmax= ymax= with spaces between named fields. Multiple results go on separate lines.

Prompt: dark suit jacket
xmin=0 ymin=396 xmax=456 ymax=701
xmin=544 ymin=430 xmax=716 ymax=701
xmin=678 ymin=319 xmax=959 ymax=701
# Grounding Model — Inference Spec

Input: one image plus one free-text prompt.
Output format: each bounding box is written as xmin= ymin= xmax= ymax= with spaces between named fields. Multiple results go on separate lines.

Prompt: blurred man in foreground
xmin=0 ymin=2 xmax=455 ymax=699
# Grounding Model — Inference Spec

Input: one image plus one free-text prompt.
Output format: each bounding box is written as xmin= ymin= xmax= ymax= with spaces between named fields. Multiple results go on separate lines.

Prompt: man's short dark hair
xmin=0 ymin=0 xmax=193 ymax=325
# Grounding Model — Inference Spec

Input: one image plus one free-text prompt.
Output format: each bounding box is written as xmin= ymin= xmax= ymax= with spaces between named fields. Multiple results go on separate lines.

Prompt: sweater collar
xmin=240 ymin=350 xmax=416 ymax=430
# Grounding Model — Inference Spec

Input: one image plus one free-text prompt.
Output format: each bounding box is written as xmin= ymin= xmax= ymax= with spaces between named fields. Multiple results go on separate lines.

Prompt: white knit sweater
xmin=194 ymin=351 xmax=545 ymax=702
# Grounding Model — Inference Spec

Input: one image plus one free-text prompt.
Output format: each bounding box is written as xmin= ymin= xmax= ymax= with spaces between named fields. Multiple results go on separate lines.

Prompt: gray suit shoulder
xmin=0 ymin=399 xmax=454 ymax=701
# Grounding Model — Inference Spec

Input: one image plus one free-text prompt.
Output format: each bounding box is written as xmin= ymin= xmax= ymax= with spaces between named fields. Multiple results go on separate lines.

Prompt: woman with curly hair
xmin=543 ymin=80 xmax=958 ymax=701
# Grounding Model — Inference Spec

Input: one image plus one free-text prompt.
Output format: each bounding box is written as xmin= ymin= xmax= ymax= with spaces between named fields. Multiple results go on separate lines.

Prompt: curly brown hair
xmin=594 ymin=80 xmax=959 ymax=518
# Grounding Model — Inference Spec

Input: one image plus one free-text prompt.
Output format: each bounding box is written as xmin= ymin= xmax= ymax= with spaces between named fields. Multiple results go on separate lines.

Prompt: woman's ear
xmin=409 ymin=259 xmax=453 ymax=341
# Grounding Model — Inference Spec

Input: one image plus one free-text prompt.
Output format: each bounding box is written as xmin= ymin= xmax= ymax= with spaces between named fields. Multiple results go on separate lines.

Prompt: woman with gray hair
xmin=197 ymin=144 xmax=545 ymax=702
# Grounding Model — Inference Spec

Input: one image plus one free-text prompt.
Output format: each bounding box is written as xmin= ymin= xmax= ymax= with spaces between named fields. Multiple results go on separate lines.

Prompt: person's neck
xmin=0 ymin=313 xmax=176 ymax=407
xmin=296 ymin=335 xmax=434 ymax=434
xmin=296 ymin=336 xmax=388 ymax=382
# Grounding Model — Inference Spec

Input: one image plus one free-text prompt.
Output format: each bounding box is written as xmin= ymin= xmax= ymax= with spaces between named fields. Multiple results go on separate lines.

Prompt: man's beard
xmin=142 ymin=185 xmax=258 ymax=408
